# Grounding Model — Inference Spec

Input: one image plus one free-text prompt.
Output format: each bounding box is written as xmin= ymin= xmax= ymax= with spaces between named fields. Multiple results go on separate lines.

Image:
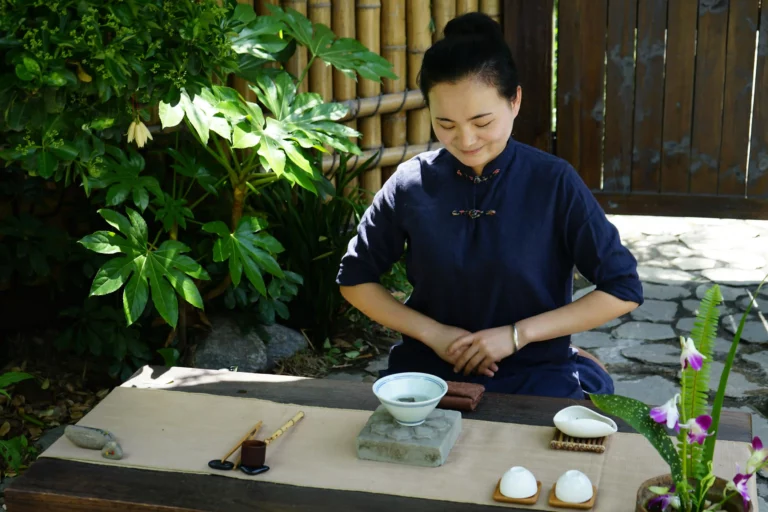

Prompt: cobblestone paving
xmin=324 ymin=215 xmax=768 ymax=509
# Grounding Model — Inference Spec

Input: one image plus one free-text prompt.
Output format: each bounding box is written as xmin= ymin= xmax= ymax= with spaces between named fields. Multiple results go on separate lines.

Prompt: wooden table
xmin=5 ymin=365 xmax=753 ymax=511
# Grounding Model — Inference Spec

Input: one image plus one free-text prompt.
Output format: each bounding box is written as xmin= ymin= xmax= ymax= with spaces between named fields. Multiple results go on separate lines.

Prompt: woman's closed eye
xmin=439 ymin=120 xmax=493 ymax=130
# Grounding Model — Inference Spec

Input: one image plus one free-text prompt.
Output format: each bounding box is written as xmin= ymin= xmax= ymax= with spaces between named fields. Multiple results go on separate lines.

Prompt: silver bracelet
xmin=512 ymin=324 xmax=520 ymax=353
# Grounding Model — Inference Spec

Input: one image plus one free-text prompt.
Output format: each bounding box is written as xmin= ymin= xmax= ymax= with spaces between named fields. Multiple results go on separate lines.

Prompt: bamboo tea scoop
xmin=240 ymin=411 xmax=305 ymax=476
xmin=208 ymin=421 xmax=263 ymax=471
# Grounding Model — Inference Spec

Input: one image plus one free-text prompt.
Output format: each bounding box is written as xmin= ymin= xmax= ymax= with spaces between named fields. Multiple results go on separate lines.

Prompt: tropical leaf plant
xmin=3 ymin=0 xmax=398 ymax=380
xmin=202 ymin=216 xmax=284 ymax=296
xmin=79 ymin=208 xmax=210 ymax=327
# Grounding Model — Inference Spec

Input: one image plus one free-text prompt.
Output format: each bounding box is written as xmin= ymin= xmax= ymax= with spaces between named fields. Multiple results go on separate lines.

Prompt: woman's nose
xmin=459 ymin=128 xmax=477 ymax=148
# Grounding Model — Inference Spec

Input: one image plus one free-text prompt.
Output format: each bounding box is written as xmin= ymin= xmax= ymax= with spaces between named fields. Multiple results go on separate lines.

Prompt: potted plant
xmin=590 ymin=281 xmax=767 ymax=512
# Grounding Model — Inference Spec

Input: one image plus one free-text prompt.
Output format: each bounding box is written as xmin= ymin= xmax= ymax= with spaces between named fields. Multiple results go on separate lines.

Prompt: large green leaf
xmin=161 ymin=89 xmax=232 ymax=144
xmin=153 ymin=193 xmax=194 ymax=232
xmin=679 ymin=285 xmax=721 ymax=479
xmin=159 ymin=100 xmax=184 ymax=129
xmin=230 ymin=16 xmax=288 ymax=60
xmin=591 ymin=394 xmax=682 ymax=482
xmin=252 ymin=72 xmax=294 ymax=120
xmin=89 ymin=256 xmax=134 ymax=296
xmin=167 ymin=148 xmax=220 ymax=196
xmin=244 ymin=71 xmax=354 ymax=180
xmin=79 ymin=209 xmax=210 ymax=327
xmin=267 ymin=6 xmax=397 ymax=82
xmin=99 ymin=150 xmax=162 ymax=212
xmin=203 ymin=216 xmax=285 ymax=296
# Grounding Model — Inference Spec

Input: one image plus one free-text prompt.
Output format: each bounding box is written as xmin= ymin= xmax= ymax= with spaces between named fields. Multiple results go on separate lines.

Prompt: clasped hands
xmin=425 ymin=324 xmax=522 ymax=378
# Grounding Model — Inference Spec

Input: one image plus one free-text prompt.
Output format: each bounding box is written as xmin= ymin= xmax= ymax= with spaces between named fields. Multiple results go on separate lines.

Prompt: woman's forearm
xmin=339 ymin=283 xmax=442 ymax=345
xmin=516 ymin=290 xmax=638 ymax=347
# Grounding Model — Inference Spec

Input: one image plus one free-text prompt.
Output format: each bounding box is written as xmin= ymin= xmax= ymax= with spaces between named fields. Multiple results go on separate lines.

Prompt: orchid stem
xmin=711 ymin=490 xmax=738 ymax=511
xmin=680 ymin=368 xmax=691 ymax=510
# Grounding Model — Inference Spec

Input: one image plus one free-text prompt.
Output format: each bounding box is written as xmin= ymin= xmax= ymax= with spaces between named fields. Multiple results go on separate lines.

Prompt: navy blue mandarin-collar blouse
xmin=336 ymin=137 xmax=643 ymax=384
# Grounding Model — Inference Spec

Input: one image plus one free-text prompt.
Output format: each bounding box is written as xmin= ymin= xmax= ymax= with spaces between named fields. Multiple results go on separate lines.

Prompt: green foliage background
xmin=0 ymin=0 xmax=400 ymax=382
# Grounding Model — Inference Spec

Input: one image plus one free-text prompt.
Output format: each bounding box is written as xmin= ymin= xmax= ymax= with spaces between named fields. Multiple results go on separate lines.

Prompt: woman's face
xmin=428 ymin=77 xmax=521 ymax=174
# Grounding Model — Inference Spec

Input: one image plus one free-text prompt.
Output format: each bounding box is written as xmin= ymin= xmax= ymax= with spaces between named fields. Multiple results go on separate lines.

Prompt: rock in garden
xmin=707 ymin=362 xmax=767 ymax=397
xmin=643 ymin=283 xmax=690 ymax=300
xmin=36 ymin=425 xmax=67 ymax=453
xmin=637 ymin=266 xmax=697 ymax=285
xmin=571 ymin=331 xmax=614 ymax=349
xmin=64 ymin=425 xmax=123 ymax=460
xmin=630 ymin=299 xmax=678 ymax=323
xmin=696 ymin=283 xmax=748 ymax=302
xmin=722 ymin=317 xmax=768 ymax=344
xmin=620 ymin=344 xmax=680 ymax=367
xmin=614 ymin=376 xmax=679 ymax=406
xmin=573 ymin=285 xmax=595 ymax=301
xmin=671 ymin=257 xmax=716 ymax=271
xmin=257 ymin=323 xmax=309 ymax=369
xmin=612 ymin=322 xmax=676 ymax=341
xmin=742 ymin=351 xmax=768 ymax=371
xmin=192 ymin=317 xmax=268 ymax=373
xmin=701 ymin=268 xmax=767 ymax=286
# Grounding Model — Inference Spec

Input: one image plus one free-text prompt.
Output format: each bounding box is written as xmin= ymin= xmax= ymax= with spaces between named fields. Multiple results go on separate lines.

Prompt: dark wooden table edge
xmin=5 ymin=459 xmax=524 ymax=512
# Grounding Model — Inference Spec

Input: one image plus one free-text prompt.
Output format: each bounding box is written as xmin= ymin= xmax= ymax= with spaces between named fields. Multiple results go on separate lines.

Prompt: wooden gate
xmin=505 ymin=0 xmax=768 ymax=220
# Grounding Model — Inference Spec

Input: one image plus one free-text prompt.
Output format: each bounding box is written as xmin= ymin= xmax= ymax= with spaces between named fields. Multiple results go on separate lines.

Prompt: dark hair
xmin=419 ymin=12 xmax=519 ymax=104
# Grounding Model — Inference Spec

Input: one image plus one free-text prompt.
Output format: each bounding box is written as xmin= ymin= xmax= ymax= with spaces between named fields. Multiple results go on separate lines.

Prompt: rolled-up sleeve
xmin=559 ymin=166 xmax=644 ymax=305
xmin=336 ymin=168 xmax=407 ymax=286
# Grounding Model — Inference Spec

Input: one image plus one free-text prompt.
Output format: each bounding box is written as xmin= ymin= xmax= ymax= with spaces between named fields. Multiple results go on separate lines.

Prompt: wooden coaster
xmin=548 ymin=483 xmax=597 ymax=510
xmin=492 ymin=479 xmax=541 ymax=505
xmin=550 ymin=428 xmax=607 ymax=454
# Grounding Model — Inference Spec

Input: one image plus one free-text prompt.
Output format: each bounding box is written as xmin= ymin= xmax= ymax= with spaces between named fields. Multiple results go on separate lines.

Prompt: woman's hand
xmin=422 ymin=324 xmax=499 ymax=376
xmin=447 ymin=326 xmax=516 ymax=376
xmin=422 ymin=324 xmax=471 ymax=364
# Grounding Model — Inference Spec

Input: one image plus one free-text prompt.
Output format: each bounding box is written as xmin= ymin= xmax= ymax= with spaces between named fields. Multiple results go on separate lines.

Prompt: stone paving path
xmin=324 ymin=215 xmax=768 ymax=509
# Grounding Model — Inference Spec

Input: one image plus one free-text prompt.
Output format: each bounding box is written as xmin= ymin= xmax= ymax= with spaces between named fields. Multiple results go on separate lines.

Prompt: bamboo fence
xmin=169 ymin=1 xmax=502 ymax=200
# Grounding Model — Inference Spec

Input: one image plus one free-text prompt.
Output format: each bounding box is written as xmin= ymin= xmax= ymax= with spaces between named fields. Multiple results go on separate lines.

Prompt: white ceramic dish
xmin=499 ymin=466 xmax=538 ymax=499
xmin=555 ymin=470 xmax=594 ymax=503
xmin=372 ymin=372 xmax=448 ymax=426
xmin=553 ymin=405 xmax=618 ymax=438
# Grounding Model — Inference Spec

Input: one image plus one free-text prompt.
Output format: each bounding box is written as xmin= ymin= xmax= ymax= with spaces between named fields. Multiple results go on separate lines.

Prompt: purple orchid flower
xmin=650 ymin=394 xmax=680 ymax=432
xmin=747 ymin=436 xmax=767 ymax=474
xmin=726 ymin=471 xmax=752 ymax=510
xmin=680 ymin=414 xmax=713 ymax=445
xmin=647 ymin=485 xmax=680 ymax=511
xmin=679 ymin=336 xmax=705 ymax=371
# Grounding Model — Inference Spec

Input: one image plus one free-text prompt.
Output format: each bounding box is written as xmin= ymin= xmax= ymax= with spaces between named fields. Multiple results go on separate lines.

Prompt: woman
xmin=335 ymin=12 xmax=643 ymax=399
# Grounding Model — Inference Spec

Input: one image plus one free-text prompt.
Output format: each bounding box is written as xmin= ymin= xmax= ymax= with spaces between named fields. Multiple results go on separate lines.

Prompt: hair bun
xmin=443 ymin=12 xmax=504 ymax=42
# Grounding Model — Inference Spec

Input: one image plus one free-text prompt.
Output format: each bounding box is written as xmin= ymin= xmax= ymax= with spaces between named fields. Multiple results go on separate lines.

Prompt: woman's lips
xmin=460 ymin=146 xmax=482 ymax=156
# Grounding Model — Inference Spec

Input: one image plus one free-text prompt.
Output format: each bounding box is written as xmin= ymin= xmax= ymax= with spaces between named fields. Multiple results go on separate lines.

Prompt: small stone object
xmin=357 ymin=406 xmax=461 ymax=467
xmin=64 ymin=425 xmax=123 ymax=460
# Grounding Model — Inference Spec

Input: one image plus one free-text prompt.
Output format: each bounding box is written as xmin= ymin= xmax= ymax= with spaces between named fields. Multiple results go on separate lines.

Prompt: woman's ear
xmin=511 ymin=86 xmax=522 ymax=117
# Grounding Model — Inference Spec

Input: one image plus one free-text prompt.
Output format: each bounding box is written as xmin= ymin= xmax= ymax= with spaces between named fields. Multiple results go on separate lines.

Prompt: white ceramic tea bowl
xmin=499 ymin=466 xmax=538 ymax=499
xmin=553 ymin=405 xmax=618 ymax=438
xmin=555 ymin=470 xmax=594 ymax=503
xmin=372 ymin=372 xmax=448 ymax=426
